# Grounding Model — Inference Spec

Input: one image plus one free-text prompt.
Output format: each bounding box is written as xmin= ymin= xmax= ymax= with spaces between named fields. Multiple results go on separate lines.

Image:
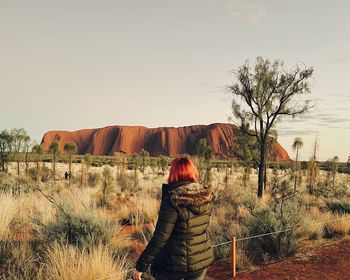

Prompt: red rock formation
xmin=40 ymin=123 xmax=291 ymax=161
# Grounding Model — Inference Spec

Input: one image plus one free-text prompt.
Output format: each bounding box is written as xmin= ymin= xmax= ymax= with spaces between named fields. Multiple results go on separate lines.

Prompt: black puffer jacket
xmin=136 ymin=181 xmax=214 ymax=274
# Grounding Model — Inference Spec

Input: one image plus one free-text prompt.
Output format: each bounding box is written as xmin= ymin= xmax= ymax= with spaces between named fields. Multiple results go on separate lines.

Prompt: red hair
xmin=168 ymin=157 xmax=199 ymax=184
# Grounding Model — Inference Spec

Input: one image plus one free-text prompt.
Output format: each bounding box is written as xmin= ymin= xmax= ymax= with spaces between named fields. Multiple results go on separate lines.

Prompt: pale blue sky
xmin=1 ymin=0 xmax=349 ymax=161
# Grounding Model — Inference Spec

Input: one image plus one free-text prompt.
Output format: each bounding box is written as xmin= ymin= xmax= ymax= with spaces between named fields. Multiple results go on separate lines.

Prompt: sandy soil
xmin=207 ymin=238 xmax=350 ymax=280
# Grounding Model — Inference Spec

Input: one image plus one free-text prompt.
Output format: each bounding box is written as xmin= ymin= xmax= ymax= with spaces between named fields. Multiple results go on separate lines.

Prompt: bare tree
xmin=228 ymin=57 xmax=313 ymax=197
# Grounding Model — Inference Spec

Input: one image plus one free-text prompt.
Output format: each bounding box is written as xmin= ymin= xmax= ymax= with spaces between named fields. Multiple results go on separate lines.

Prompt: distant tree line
xmin=1 ymin=126 xmax=348 ymax=195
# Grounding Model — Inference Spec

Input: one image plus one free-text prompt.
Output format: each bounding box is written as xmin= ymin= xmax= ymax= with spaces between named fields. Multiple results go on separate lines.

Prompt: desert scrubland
xmin=0 ymin=158 xmax=350 ymax=280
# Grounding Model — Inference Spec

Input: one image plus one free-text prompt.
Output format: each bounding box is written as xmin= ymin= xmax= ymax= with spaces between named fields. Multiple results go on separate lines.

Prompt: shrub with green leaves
xmin=312 ymin=181 xmax=348 ymax=199
xmin=327 ymin=200 xmax=350 ymax=214
xmin=116 ymin=171 xmax=139 ymax=193
xmin=247 ymin=206 xmax=302 ymax=262
xmin=246 ymin=171 xmax=304 ymax=262
xmin=87 ymin=172 xmax=100 ymax=187
xmin=43 ymin=205 xmax=115 ymax=248
xmin=0 ymin=175 xmax=36 ymax=196
xmin=97 ymin=167 xmax=115 ymax=208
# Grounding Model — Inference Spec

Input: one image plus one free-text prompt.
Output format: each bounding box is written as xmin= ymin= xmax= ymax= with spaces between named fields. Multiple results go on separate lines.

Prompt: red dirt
xmin=207 ymin=238 xmax=350 ymax=280
xmin=40 ymin=123 xmax=290 ymax=160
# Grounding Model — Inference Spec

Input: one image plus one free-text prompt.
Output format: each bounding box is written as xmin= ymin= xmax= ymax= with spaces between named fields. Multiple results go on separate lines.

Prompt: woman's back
xmin=156 ymin=181 xmax=213 ymax=273
xmin=134 ymin=158 xmax=213 ymax=280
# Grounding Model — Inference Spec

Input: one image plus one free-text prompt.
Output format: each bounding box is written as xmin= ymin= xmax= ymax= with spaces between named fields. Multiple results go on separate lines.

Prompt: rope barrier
xmin=211 ymin=214 xmax=350 ymax=247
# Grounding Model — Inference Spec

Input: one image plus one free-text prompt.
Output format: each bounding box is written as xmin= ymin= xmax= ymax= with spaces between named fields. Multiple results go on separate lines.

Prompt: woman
xmin=133 ymin=157 xmax=214 ymax=280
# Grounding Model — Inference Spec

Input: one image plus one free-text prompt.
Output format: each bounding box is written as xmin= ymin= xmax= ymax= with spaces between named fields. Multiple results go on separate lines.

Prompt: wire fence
xmin=213 ymin=215 xmax=350 ymax=246
xmin=96 ymin=215 xmax=350 ymax=280
xmin=211 ymin=214 xmax=350 ymax=278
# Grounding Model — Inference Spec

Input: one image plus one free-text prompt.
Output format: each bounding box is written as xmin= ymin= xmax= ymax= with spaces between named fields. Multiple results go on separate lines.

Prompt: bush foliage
xmin=43 ymin=205 xmax=115 ymax=248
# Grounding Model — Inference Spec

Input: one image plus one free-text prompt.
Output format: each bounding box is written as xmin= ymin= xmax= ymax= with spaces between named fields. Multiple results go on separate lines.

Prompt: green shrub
xmin=311 ymin=181 xmax=348 ymax=199
xmin=327 ymin=200 xmax=350 ymax=214
xmin=87 ymin=172 xmax=100 ymax=187
xmin=42 ymin=166 xmax=52 ymax=182
xmin=97 ymin=167 xmax=115 ymax=208
xmin=0 ymin=175 xmax=36 ymax=196
xmin=43 ymin=205 xmax=115 ymax=248
xmin=209 ymin=222 xmax=233 ymax=259
xmin=247 ymin=207 xmax=302 ymax=262
xmin=116 ymin=172 xmax=139 ymax=193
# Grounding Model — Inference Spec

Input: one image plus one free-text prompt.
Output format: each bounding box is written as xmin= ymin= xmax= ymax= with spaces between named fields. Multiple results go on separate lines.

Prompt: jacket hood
xmin=167 ymin=182 xmax=213 ymax=212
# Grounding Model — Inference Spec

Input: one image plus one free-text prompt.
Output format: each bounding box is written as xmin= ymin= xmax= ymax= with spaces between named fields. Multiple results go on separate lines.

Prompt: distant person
xmin=64 ymin=171 xmax=69 ymax=180
xmin=133 ymin=157 xmax=214 ymax=280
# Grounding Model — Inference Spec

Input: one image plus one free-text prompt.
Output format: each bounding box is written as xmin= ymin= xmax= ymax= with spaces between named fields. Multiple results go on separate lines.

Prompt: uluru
xmin=40 ymin=123 xmax=291 ymax=161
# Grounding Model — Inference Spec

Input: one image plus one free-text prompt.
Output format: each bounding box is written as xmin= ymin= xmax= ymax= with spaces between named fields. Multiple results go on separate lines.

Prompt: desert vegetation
xmin=0 ymin=144 xmax=349 ymax=279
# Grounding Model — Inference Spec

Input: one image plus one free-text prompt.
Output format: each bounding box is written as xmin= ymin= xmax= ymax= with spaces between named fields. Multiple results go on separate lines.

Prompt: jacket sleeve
xmin=135 ymin=195 xmax=178 ymax=272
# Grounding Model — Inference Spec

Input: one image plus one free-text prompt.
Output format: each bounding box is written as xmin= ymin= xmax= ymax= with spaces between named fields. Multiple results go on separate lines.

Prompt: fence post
xmin=231 ymin=237 xmax=236 ymax=278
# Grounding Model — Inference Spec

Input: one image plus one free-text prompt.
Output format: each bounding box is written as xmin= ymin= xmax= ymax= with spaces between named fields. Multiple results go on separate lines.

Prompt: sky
xmin=0 ymin=0 xmax=349 ymax=161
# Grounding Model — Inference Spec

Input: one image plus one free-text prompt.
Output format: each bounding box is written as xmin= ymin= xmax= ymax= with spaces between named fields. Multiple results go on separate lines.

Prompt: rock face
xmin=40 ymin=123 xmax=290 ymax=161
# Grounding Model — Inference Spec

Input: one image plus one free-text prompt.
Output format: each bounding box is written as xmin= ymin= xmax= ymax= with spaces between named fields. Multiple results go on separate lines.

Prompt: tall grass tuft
xmin=45 ymin=243 xmax=131 ymax=280
xmin=43 ymin=205 xmax=115 ymax=248
xmin=0 ymin=193 xmax=17 ymax=240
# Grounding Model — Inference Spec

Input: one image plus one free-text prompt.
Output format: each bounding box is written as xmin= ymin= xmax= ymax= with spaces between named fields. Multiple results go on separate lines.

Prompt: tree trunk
xmin=258 ymin=144 xmax=266 ymax=198
xmin=263 ymin=163 xmax=267 ymax=190
xmin=53 ymin=154 xmax=56 ymax=184
xmin=243 ymin=167 xmax=247 ymax=187
xmin=69 ymin=155 xmax=72 ymax=187
xmin=25 ymin=151 xmax=29 ymax=176
xmin=294 ymin=148 xmax=299 ymax=192
xmin=17 ymin=160 xmax=20 ymax=176
xmin=80 ymin=161 xmax=84 ymax=187
xmin=36 ymin=161 xmax=40 ymax=182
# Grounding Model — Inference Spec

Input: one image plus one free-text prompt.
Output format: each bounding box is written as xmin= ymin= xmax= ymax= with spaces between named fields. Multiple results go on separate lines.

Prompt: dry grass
xmin=304 ymin=206 xmax=350 ymax=239
xmin=0 ymin=241 xmax=42 ymax=280
xmin=323 ymin=214 xmax=350 ymax=238
xmin=55 ymin=187 xmax=97 ymax=211
xmin=0 ymin=193 xmax=17 ymax=240
xmin=129 ymin=196 xmax=160 ymax=226
xmin=45 ymin=243 xmax=131 ymax=280
xmin=32 ymin=194 xmax=56 ymax=226
xmin=236 ymin=242 xmax=252 ymax=271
